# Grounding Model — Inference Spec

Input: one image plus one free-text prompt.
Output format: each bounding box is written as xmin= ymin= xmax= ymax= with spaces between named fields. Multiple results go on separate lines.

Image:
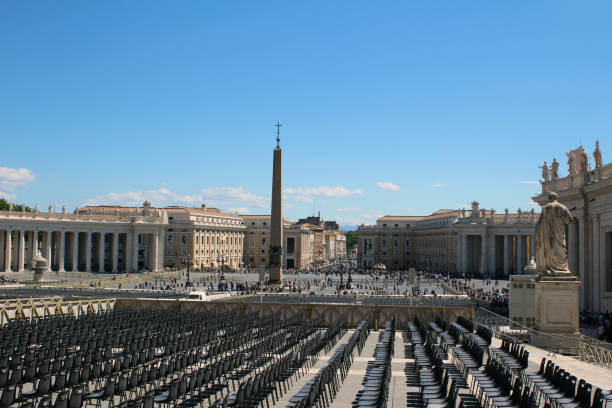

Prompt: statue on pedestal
xmin=539 ymin=162 xmax=549 ymax=182
xmin=579 ymin=147 xmax=591 ymax=173
xmin=535 ymin=192 xmax=574 ymax=277
xmin=550 ymin=158 xmax=560 ymax=180
xmin=566 ymin=151 xmax=576 ymax=175
xmin=593 ymin=140 xmax=603 ymax=169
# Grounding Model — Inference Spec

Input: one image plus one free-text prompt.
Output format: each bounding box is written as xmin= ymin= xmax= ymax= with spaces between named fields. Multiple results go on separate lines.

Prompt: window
xmin=181 ymin=249 xmax=187 ymax=255
xmin=263 ymin=222 xmax=267 ymax=226
xmin=261 ymin=237 xmax=266 ymax=245
xmin=181 ymin=235 xmax=187 ymax=245
xmin=249 ymin=237 xmax=254 ymax=245
xmin=393 ymin=239 xmax=399 ymax=248
xmin=261 ymin=258 xmax=265 ymax=262
xmin=167 ymin=235 xmax=174 ymax=244
xmin=382 ymin=239 xmax=387 ymax=248
xmin=261 ymin=249 xmax=265 ymax=255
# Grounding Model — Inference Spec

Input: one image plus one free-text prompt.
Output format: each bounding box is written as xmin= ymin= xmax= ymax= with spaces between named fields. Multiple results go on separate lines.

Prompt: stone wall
xmin=115 ymin=298 xmax=473 ymax=329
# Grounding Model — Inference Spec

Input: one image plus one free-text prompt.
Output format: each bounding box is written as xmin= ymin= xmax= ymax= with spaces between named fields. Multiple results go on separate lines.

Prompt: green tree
xmin=0 ymin=199 xmax=32 ymax=212
xmin=345 ymin=230 xmax=358 ymax=246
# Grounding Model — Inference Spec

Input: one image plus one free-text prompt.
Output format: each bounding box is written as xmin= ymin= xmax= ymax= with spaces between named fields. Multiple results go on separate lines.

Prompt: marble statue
xmin=535 ymin=192 xmax=574 ymax=277
xmin=48 ymin=205 xmax=53 ymax=213
xmin=539 ymin=162 xmax=549 ymax=182
xmin=579 ymin=147 xmax=590 ymax=172
xmin=34 ymin=204 xmax=39 ymax=213
xmin=460 ymin=209 xmax=465 ymax=218
xmin=61 ymin=205 xmax=66 ymax=214
xmin=550 ymin=158 xmax=560 ymax=180
xmin=593 ymin=140 xmax=603 ymax=169
xmin=517 ymin=208 xmax=522 ymax=222
xmin=566 ymin=151 xmax=576 ymax=175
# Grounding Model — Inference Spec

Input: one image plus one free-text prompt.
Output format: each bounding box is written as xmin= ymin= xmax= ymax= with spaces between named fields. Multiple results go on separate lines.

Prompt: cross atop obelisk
xmin=269 ymin=122 xmax=284 ymax=282
xmin=275 ymin=122 xmax=282 ymax=147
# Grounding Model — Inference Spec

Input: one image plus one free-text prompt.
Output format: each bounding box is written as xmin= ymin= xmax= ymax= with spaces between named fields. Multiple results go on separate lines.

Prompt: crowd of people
xmin=580 ymin=310 xmax=612 ymax=342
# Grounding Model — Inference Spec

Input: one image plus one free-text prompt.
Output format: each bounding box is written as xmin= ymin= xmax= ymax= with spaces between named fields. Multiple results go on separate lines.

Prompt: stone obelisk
xmin=269 ymin=123 xmax=284 ymax=282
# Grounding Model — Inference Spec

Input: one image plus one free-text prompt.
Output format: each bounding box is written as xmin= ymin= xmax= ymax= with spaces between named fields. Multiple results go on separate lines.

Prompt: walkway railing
xmin=475 ymin=307 xmax=612 ymax=369
xmin=0 ymin=297 xmax=116 ymax=326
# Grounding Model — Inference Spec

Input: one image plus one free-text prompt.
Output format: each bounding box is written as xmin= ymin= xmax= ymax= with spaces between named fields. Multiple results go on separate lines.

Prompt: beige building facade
xmin=533 ymin=142 xmax=612 ymax=313
xmin=358 ymin=202 xmax=538 ymax=276
xmin=164 ymin=205 xmax=245 ymax=270
xmin=0 ymin=202 xmax=166 ymax=274
xmin=241 ymin=215 xmax=315 ymax=270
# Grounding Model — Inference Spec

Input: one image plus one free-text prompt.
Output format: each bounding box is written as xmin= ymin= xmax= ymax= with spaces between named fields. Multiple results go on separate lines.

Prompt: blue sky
xmin=1 ymin=1 xmax=610 ymax=226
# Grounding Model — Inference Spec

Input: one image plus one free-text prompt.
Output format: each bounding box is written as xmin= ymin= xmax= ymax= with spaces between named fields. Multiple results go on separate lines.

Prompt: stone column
xmin=85 ymin=232 xmax=92 ymax=272
xmin=592 ymin=216 xmax=600 ymax=312
xmin=72 ymin=232 xmax=79 ymax=272
xmin=17 ymin=230 xmax=25 ymax=272
xmin=98 ymin=233 xmax=105 ymax=273
xmin=153 ymin=231 xmax=159 ymax=272
xmin=480 ymin=233 xmax=487 ymax=275
xmin=132 ymin=231 xmax=139 ymax=272
xmin=58 ymin=231 xmax=65 ymax=272
xmin=578 ymin=217 xmax=591 ymax=310
xmin=112 ymin=233 xmax=119 ymax=273
xmin=4 ymin=231 xmax=12 ymax=273
xmin=530 ymin=234 xmax=535 ymax=261
xmin=31 ymin=231 xmax=39 ymax=266
xmin=456 ymin=236 xmax=462 ymax=273
xmin=489 ymin=235 xmax=496 ymax=276
xmin=125 ymin=232 xmax=131 ymax=273
xmin=503 ymin=235 xmax=510 ymax=276
xmin=269 ymin=142 xmax=283 ymax=282
xmin=0 ymin=230 xmax=4 ymax=272
xmin=516 ymin=235 xmax=523 ymax=274
xmin=45 ymin=231 xmax=52 ymax=271
xmin=461 ymin=235 xmax=468 ymax=274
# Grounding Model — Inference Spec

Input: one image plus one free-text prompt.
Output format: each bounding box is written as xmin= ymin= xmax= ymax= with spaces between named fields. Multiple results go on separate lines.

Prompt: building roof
xmin=379 ymin=209 xmax=459 ymax=222
xmin=164 ymin=206 xmax=243 ymax=219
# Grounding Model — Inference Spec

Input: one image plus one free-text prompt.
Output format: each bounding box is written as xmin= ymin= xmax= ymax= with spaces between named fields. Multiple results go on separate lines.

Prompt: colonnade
xmin=457 ymin=233 xmax=536 ymax=276
xmin=0 ymin=228 xmax=161 ymax=273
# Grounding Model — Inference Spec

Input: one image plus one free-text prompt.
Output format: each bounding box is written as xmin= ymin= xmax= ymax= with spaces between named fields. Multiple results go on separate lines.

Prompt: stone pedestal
xmin=531 ymin=277 xmax=582 ymax=352
xmin=269 ymin=265 xmax=281 ymax=283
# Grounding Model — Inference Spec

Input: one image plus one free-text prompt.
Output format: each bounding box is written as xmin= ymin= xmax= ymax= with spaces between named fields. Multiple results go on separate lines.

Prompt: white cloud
xmin=83 ymin=188 xmax=203 ymax=207
xmin=283 ymin=186 xmax=363 ymax=202
xmin=432 ymin=183 xmax=445 ymax=188
xmin=228 ymin=207 xmax=251 ymax=214
xmin=376 ymin=182 xmax=401 ymax=192
xmin=331 ymin=209 xmax=384 ymax=226
xmin=458 ymin=203 xmax=469 ymax=209
xmin=519 ymin=180 xmax=539 ymax=185
xmin=0 ymin=166 xmax=36 ymax=199
xmin=335 ymin=207 xmax=362 ymax=213
xmin=201 ymin=186 xmax=269 ymax=208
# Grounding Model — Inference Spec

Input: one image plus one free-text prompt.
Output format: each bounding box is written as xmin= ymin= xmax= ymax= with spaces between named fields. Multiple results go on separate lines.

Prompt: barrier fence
xmin=0 ymin=297 xmax=116 ymax=326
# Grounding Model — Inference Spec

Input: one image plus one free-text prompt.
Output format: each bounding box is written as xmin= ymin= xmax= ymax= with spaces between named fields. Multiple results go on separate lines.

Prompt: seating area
xmin=0 ymin=306 xmax=610 ymax=408
xmin=352 ymin=317 xmax=395 ymax=407
xmin=401 ymin=314 xmax=611 ymax=408
xmin=0 ymin=309 xmax=358 ymax=407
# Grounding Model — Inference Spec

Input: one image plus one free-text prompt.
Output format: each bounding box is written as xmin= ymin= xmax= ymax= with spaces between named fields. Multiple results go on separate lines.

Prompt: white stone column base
xmin=531 ymin=277 xmax=582 ymax=353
